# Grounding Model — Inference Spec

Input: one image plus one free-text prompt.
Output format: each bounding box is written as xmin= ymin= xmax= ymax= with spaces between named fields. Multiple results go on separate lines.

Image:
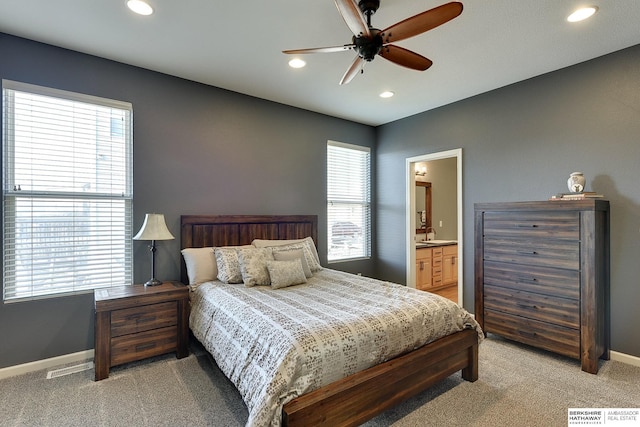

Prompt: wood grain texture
xmin=475 ymin=200 xmax=610 ymax=374
xmin=94 ymin=282 xmax=189 ymax=381
xmin=181 ymin=214 xmax=480 ymax=427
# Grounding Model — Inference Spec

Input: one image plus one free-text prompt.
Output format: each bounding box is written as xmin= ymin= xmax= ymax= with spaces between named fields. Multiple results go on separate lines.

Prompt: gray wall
xmin=1 ymin=32 xmax=639 ymax=368
xmin=0 ymin=34 xmax=375 ymax=368
xmin=376 ymin=44 xmax=640 ymax=357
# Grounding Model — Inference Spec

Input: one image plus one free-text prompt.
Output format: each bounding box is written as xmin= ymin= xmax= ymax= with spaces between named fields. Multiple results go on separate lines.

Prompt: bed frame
xmin=181 ymin=214 xmax=479 ymax=427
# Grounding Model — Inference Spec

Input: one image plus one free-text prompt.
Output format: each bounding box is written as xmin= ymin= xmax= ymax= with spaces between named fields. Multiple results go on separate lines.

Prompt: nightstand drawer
xmin=110 ymin=326 xmax=177 ymax=366
xmin=111 ymin=301 xmax=177 ymax=337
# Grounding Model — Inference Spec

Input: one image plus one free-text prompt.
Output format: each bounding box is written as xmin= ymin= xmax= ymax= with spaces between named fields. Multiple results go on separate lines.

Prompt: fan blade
xmin=379 ymin=45 xmax=433 ymax=71
xmin=380 ymin=2 xmax=463 ymax=44
xmin=283 ymin=44 xmax=354 ymax=55
xmin=334 ymin=0 xmax=370 ymax=38
xmin=340 ymin=55 xmax=365 ymax=85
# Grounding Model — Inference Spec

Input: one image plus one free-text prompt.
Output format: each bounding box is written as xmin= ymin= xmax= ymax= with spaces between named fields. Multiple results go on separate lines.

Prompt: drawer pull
xmin=136 ymin=342 xmax=156 ymax=351
xmin=517 ymin=250 xmax=538 ymax=255
xmin=516 ymin=224 xmax=539 ymax=228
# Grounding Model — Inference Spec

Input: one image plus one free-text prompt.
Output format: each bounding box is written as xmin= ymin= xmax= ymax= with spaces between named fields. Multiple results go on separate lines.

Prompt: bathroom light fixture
xmin=415 ymin=165 xmax=427 ymax=176
xmin=288 ymin=58 xmax=306 ymax=69
xmin=127 ymin=0 xmax=154 ymax=16
xmin=379 ymin=91 xmax=395 ymax=98
xmin=567 ymin=6 xmax=598 ymax=22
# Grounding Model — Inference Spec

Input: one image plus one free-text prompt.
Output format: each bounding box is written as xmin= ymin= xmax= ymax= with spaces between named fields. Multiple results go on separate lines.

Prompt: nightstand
xmin=94 ymin=281 xmax=189 ymax=381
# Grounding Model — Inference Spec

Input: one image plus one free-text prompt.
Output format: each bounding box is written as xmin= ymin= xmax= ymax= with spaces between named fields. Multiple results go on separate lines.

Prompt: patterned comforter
xmin=189 ymin=268 xmax=483 ymax=427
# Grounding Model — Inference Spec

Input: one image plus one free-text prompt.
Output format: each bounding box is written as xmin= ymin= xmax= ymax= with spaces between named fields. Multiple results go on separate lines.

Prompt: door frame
xmin=405 ymin=149 xmax=463 ymax=302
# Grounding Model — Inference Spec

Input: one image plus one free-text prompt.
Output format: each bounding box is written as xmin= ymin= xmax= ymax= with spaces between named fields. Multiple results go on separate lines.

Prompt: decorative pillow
xmin=237 ymin=247 xmax=274 ymax=287
xmin=270 ymin=243 xmax=322 ymax=273
xmin=214 ymin=247 xmax=244 ymax=284
xmin=181 ymin=247 xmax=216 ymax=285
xmin=252 ymin=236 xmax=321 ymax=265
xmin=266 ymin=259 xmax=307 ymax=289
xmin=272 ymin=249 xmax=312 ymax=278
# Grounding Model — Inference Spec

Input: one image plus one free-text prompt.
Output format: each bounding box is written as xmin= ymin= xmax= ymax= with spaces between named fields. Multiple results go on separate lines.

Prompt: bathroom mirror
xmin=415 ymin=181 xmax=432 ymax=233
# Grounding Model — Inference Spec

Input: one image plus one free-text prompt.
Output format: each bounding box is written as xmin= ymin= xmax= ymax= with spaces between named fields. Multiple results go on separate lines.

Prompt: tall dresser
xmin=474 ymin=200 xmax=610 ymax=374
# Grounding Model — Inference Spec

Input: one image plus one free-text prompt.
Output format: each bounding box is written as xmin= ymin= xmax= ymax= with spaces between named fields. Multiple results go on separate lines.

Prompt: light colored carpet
xmin=1 ymin=335 xmax=638 ymax=427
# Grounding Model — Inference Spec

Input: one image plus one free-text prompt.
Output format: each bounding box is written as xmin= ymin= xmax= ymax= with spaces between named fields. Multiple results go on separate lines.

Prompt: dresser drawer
xmin=483 ymin=237 xmax=579 ymax=270
xmin=110 ymin=326 xmax=178 ymax=366
xmin=484 ymin=309 xmax=580 ymax=358
xmin=484 ymin=211 xmax=579 ymax=240
xmin=111 ymin=301 xmax=177 ymax=337
xmin=483 ymin=261 xmax=580 ymax=299
xmin=484 ymin=285 xmax=579 ymax=328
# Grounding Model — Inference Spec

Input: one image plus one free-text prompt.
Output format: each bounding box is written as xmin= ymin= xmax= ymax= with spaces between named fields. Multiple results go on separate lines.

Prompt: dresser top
xmin=475 ymin=199 xmax=609 ymax=212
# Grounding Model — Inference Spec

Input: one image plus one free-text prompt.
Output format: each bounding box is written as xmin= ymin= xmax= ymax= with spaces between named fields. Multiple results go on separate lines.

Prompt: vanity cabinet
xmin=416 ymin=244 xmax=458 ymax=303
xmin=474 ymin=200 xmax=610 ymax=374
xmin=416 ymin=248 xmax=432 ymax=290
xmin=442 ymin=245 xmax=458 ymax=286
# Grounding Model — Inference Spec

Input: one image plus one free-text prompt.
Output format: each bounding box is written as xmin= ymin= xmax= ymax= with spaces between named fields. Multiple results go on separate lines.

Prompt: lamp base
xmin=144 ymin=278 xmax=163 ymax=287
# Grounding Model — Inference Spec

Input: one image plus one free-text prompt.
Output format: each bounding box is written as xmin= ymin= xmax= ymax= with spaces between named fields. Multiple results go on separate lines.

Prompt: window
xmin=327 ymin=141 xmax=371 ymax=262
xmin=2 ymin=80 xmax=133 ymax=301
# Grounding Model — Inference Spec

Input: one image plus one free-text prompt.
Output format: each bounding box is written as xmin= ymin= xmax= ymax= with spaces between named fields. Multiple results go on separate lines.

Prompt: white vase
xmin=567 ymin=172 xmax=586 ymax=193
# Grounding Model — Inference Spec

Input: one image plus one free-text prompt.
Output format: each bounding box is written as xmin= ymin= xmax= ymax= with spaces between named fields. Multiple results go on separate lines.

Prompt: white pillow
xmin=266 ymin=259 xmax=307 ymax=289
xmin=181 ymin=247 xmax=216 ymax=285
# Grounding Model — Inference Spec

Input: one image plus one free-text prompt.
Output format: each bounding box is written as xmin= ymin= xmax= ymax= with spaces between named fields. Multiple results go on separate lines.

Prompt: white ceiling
xmin=1 ymin=1 xmax=639 ymax=126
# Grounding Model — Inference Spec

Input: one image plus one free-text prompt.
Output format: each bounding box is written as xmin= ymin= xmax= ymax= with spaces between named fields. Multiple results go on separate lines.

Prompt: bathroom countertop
xmin=416 ymin=240 xmax=457 ymax=248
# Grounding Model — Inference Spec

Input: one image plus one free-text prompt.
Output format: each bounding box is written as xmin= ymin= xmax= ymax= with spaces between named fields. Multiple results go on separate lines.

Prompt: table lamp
xmin=133 ymin=213 xmax=174 ymax=286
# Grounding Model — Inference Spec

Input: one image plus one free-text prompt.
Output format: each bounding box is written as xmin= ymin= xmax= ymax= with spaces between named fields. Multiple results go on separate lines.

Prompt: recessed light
xmin=127 ymin=0 xmax=153 ymax=16
xmin=379 ymin=91 xmax=395 ymax=99
xmin=567 ymin=6 xmax=598 ymax=22
xmin=288 ymin=58 xmax=306 ymax=69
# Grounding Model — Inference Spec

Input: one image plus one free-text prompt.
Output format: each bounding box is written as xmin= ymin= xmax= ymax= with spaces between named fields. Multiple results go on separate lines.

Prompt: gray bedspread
xmin=189 ymin=268 xmax=483 ymax=427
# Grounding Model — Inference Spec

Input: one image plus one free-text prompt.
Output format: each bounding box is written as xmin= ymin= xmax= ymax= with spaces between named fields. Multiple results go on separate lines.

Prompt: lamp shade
xmin=133 ymin=213 xmax=174 ymax=241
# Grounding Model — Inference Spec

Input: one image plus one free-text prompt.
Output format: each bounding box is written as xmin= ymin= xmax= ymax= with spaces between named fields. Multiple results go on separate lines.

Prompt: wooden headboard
xmin=180 ymin=215 xmax=318 ymax=284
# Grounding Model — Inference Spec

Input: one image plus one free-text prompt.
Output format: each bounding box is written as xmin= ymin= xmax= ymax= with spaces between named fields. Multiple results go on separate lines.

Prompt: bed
xmin=181 ymin=214 xmax=482 ymax=427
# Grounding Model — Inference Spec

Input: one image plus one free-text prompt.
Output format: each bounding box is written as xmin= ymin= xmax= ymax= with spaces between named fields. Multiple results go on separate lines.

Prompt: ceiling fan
xmin=283 ymin=1 xmax=463 ymax=85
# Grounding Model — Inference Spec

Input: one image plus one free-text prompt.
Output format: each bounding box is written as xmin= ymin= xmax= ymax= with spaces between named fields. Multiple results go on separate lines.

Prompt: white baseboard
xmin=0 ymin=349 xmax=94 ymax=380
xmin=610 ymin=350 xmax=640 ymax=368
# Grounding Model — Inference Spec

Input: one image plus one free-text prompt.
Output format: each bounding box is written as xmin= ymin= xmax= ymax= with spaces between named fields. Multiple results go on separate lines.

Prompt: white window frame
xmin=327 ymin=140 xmax=371 ymax=263
xmin=2 ymin=80 xmax=133 ymax=302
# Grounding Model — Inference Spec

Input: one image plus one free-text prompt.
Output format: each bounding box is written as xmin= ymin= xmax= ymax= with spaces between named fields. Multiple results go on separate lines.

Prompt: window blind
xmin=327 ymin=140 xmax=371 ymax=262
xmin=2 ymin=80 xmax=133 ymax=301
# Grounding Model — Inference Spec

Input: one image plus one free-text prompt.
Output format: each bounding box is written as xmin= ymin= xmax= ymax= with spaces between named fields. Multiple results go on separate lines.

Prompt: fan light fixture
xmin=282 ymin=1 xmax=463 ymax=85
xmin=567 ymin=6 xmax=598 ymax=22
xmin=379 ymin=91 xmax=395 ymax=98
xmin=288 ymin=58 xmax=306 ymax=69
xmin=127 ymin=0 xmax=154 ymax=16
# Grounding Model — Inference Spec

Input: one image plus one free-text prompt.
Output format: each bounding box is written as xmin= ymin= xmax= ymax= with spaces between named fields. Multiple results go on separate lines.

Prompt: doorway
xmin=406 ymin=149 xmax=463 ymax=303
